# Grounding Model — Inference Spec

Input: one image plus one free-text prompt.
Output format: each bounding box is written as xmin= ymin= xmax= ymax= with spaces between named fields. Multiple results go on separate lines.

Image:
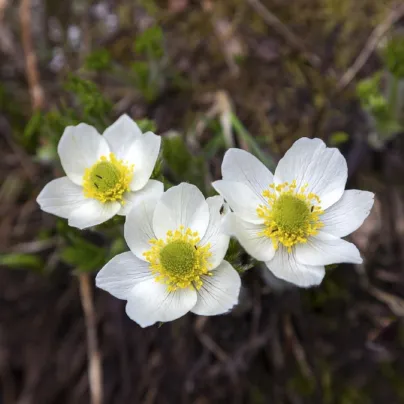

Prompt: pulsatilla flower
xmin=213 ymin=138 xmax=374 ymax=287
xmin=37 ymin=114 xmax=162 ymax=229
xmin=96 ymin=183 xmax=241 ymax=327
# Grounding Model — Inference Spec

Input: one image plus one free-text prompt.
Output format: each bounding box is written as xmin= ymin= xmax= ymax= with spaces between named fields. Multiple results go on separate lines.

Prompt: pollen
xmin=257 ymin=180 xmax=324 ymax=252
xmin=83 ymin=153 xmax=134 ymax=204
xmin=143 ymin=226 xmax=212 ymax=291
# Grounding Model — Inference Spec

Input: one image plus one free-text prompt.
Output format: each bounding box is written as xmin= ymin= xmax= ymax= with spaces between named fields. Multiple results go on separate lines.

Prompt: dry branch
xmin=78 ymin=274 xmax=103 ymax=404
xmin=19 ymin=0 xmax=45 ymax=110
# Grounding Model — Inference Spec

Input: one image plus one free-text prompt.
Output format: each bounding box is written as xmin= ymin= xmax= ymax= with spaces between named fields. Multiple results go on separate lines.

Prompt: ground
xmin=1 ymin=0 xmax=404 ymax=403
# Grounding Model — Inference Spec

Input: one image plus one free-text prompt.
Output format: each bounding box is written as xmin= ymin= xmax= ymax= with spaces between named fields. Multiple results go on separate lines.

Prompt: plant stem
xmin=78 ymin=273 xmax=103 ymax=404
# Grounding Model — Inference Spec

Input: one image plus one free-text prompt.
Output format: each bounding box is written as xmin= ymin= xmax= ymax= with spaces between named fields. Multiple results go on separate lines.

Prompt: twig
xmin=19 ymin=0 xmax=44 ymax=110
xmin=245 ymin=0 xmax=321 ymax=69
xmin=78 ymin=273 xmax=103 ymax=404
xmin=0 ymin=0 xmax=8 ymax=21
xmin=337 ymin=4 xmax=404 ymax=91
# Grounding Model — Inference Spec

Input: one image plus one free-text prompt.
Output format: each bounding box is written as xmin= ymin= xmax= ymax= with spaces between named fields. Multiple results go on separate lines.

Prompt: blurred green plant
xmin=84 ymin=49 xmax=112 ymax=72
xmin=357 ymin=33 xmax=404 ymax=148
xmin=131 ymin=26 xmax=166 ymax=102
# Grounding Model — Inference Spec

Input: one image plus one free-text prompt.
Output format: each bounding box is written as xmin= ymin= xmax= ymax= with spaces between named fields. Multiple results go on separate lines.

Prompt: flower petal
xmin=274 ymin=138 xmax=347 ymax=210
xmin=68 ymin=199 xmax=120 ymax=229
xmin=212 ymin=180 xmax=264 ymax=224
xmin=127 ymin=132 xmax=161 ymax=191
xmin=37 ymin=176 xmax=86 ymax=219
xmin=192 ymin=260 xmax=241 ymax=316
xmin=124 ymin=192 xmax=161 ymax=261
xmin=125 ymin=280 xmax=197 ymax=327
xmin=103 ymin=114 xmax=142 ymax=159
xmin=265 ymin=247 xmax=325 ymax=287
xmin=295 ymin=231 xmax=363 ymax=266
xmin=153 ymin=183 xmax=209 ymax=239
xmin=58 ymin=123 xmax=110 ymax=185
xmin=222 ymin=213 xmax=276 ymax=261
xmin=198 ymin=196 xmax=230 ymax=269
xmin=96 ymin=252 xmax=153 ymax=300
xmin=321 ymin=190 xmax=375 ymax=237
xmin=222 ymin=148 xmax=273 ymax=201
xmin=118 ymin=180 xmax=164 ymax=216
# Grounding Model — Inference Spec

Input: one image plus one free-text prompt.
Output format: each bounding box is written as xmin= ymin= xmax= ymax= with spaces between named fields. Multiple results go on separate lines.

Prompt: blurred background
xmin=1 ymin=0 xmax=404 ymax=403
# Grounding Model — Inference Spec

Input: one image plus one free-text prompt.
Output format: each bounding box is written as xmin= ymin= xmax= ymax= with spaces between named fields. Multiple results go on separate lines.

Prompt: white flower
xmin=37 ymin=114 xmax=162 ymax=229
xmin=96 ymin=183 xmax=241 ymax=327
xmin=212 ymin=138 xmax=374 ymax=288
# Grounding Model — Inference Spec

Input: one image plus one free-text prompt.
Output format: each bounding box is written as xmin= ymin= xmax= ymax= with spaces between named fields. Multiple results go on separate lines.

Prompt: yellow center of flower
xmin=83 ymin=153 xmax=134 ymax=204
xmin=143 ymin=226 xmax=212 ymax=291
xmin=257 ymin=180 xmax=324 ymax=252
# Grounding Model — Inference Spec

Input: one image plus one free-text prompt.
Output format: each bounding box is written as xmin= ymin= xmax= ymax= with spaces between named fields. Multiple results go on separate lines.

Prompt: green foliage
xmin=231 ymin=114 xmax=276 ymax=171
xmin=58 ymin=221 xmax=106 ymax=273
xmin=0 ymin=253 xmax=44 ymax=272
xmin=84 ymin=49 xmax=112 ymax=72
xmin=134 ymin=26 xmax=164 ymax=59
xmin=137 ymin=118 xmax=157 ymax=133
xmin=131 ymin=25 xmax=166 ymax=102
xmin=329 ymin=131 xmax=349 ymax=146
xmin=357 ymin=72 xmax=404 ymax=144
xmin=384 ymin=36 xmax=404 ymax=79
xmin=131 ymin=61 xmax=161 ymax=101
xmin=162 ymin=134 xmax=206 ymax=192
xmin=224 ymin=239 xmax=255 ymax=274
xmin=64 ymin=74 xmax=112 ymax=122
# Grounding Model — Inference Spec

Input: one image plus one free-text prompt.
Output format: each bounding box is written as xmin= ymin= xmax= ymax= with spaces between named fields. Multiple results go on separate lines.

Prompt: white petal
xmin=127 ymin=132 xmax=161 ymax=191
xmin=266 ymin=247 xmax=325 ymax=287
xmin=321 ymin=190 xmax=375 ymax=237
xmin=103 ymin=114 xmax=142 ymax=159
xmin=37 ymin=176 xmax=86 ymax=219
xmin=212 ymin=180 xmax=264 ymax=224
xmin=153 ymin=183 xmax=209 ymax=239
xmin=198 ymin=196 xmax=230 ymax=269
xmin=58 ymin=123 xmax=110 ymax=185
xmin=295 ymin=232 xmax=363 ymax=266
xmin=118 ymin=180 xmax=164 ymax=216
xmin=68 ymin=199 xmax=120 ymax=229
xmin=124 ymin=192 xmax=161 ymax=261
xmin=192 ymin=260 xmax=241 ymax=316
xmin=274 ymin=138 xmax=347 ymax=210
xmin=96 ymin=252 xmax=153 ymax=300
xmin=222 ymin=213 xmax=276 ymax=261
xmin=125 ymin=280 xmax=197 ymax=327
xmin=222 ymin=148 xmax=273 ymax=201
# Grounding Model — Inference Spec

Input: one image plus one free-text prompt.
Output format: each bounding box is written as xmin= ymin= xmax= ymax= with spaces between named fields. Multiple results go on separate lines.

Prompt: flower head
xmin=96 ymin=183 xmax=241 ymax=327
xmin=37 ymin=114 xmax=162 ymax=229
xmin=213 ymin=138 xmax=374 ymax=287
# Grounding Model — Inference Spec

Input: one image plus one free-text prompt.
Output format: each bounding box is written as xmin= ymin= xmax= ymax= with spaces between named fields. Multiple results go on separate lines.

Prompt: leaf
xmin=0 ymin=253 xmax=44 ymax=272
xmin=61 ymin=238 xmax=106 ymax=273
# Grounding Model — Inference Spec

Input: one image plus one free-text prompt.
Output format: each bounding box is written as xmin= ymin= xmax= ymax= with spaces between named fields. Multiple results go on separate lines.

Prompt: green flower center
xmin=159 ymin=240 xmax=196 ymax=277
xmin=82 ymin=153 xmax=134 ymax=204
xmin=256 ymin=180 xmax=324 ymax=252
xmin=271 ymin=194 xmax=310 ymax=233
xmin=90 ymin=161 xmax=121 ymax=192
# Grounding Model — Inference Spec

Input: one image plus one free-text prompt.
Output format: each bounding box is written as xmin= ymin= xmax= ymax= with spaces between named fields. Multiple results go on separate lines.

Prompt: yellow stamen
xmin=82 ymin=153 xmax=134 ymax=204
xmin=143 ymin=226 xmax=212 ymax=291
xmin=257 ymin=180 xmax=324 ymax=252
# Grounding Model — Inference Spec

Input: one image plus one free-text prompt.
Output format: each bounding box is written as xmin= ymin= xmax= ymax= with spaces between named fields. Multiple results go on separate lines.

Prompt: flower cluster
xmin=37 ymin=116 xmax=374 ymax=327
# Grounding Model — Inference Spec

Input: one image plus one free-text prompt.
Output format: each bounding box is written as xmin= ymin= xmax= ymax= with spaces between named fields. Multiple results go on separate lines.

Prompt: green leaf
xmin=162 ymin=134 xmax=206 ymax=192
xmin=329 ymin=131 xmax=349 ymax=146
xmin=23 ymin=110 xmax=42 ymax=142
xmin=134 ymin=26 xmax=164 ymax=58
xmin=0 ymin=253 xmax=44 ymax=272
xmin=84 ymin=49 xmax=112 ymax=71
xmin=61 ymin=238 xmax=106 ymax=273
